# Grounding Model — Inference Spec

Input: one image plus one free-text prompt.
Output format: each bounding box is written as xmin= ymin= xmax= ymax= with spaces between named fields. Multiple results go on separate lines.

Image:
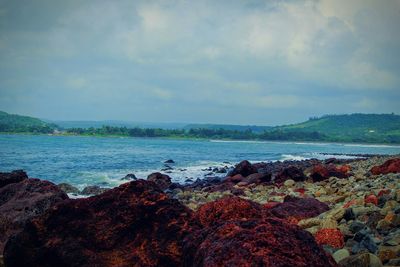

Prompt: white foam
xmin=280 ymin=154 xmax=309 ymax=161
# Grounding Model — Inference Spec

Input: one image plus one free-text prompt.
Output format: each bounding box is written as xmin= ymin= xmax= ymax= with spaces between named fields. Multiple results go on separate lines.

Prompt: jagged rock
xmin=0 ymin=178 xmax=68 ymax=253
xmin=183 ymin=218 xmax=337 ymax=267
xmin=147 ymin=172 xmax=172 ymax=190
xmin=0 ymin=170 xmax=28 ymax=188
xmin=4 ymin=180 xmax=196 ymax=267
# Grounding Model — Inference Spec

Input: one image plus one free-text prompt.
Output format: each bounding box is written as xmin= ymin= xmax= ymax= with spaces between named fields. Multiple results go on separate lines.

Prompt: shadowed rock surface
xmin=4 ymin=180 xmax=195 ymax=267
xmin=0 ymin=178 xmax=68 ymax=253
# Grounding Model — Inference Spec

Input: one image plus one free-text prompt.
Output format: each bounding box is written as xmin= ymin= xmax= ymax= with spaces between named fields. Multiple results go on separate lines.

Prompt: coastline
xmin=1 ymin=155 xmax=400 ymax=266
xmin=1 ymin=131 xmax=400 ymax=146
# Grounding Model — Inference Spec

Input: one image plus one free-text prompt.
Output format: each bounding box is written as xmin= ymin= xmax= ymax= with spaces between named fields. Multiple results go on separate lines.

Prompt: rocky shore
xmin=0 ymin=155 xmax=399 ymax=266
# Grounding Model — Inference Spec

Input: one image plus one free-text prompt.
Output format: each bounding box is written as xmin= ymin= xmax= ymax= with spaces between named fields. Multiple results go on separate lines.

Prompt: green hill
xmin=184 ymin=123 xmax=272 ymax=133
xmin=273 ymin=114 xmax=400 ymax=143
xmin=0 ymin=111 xmax=57 ymax=133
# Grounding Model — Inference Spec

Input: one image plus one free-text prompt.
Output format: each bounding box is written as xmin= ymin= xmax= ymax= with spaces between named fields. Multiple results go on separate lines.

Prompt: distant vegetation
xmin=0 ymin=111 xmax=57 ymax=134
xmin=1 ymin=111 xmax=400 ymax=144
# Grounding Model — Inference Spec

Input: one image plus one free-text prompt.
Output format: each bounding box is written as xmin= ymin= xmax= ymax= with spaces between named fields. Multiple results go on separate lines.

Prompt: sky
xmin=0 ymin=0 xmax=399 ymax=125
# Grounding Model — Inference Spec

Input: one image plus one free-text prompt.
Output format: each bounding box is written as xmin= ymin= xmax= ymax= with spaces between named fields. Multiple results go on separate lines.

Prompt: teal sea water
xmin=1 ymin=134 xmax=399 ymax=189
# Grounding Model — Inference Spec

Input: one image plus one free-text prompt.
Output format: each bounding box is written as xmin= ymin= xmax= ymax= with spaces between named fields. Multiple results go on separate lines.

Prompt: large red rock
xmin=274 ymin=166 xmax=307 ymax=183
xmin=228 ymin=160 xmax=257 ymax=177
xmin=310 ymin=164 xmax=351 ymax=182
xmin=0 ymin=170 xmax=28 ymax=188
xmin=194 ymin=196 xmax=264 ymax=227
xmin=183 ymin=218 xmax=337 ymax=267
xmin=147 ymin=172 xmax=172 ymax=190
xmin=266 ymin=196 xmax=330 ymax=221
xmin=370 ymin=158 xmax=400 ymax=175
xmin=0 ymin=178 xmax=68 ymax=253
xmin=4 ymin=180 xmax=196 ymax=267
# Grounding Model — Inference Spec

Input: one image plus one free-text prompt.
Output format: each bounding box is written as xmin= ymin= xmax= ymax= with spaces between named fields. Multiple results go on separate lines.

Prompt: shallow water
xmin=1 ymin=134 xmax=399 ymax=188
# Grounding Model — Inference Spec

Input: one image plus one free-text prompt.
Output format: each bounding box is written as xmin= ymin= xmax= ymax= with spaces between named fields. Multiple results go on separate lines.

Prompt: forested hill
xmin=273 ymin=114 xmax=400 ymax=143
xmin=0 ymin=111 xmax=57 ymax=133
xmin=0 ymin=111 xmax=399 ymax=143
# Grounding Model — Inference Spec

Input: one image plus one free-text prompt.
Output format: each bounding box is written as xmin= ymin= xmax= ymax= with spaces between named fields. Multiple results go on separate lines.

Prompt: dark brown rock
xmin=0 ymin=170 xmax=28 ymax=188
xmin=0 ymin=178 xmax=68 ymax=253
xmin=147 ymin=172 xmax=172 ymax=190
xmin=4 ymin=180 xmax=195 ymax=267
xmin=228 ymin=160 xmax=257 ymax=177
xmin=57 ymin=183 xmax=80 ymax=194
xmin=274 ymin=166 xmax=306 ymax=183
xmin=81 ymin=185 xmax=108 ymax=195
xmin=266 ymin=196 xmax=330 ymax=221
xmin=310 ymin=164 xmax=351 ymax=182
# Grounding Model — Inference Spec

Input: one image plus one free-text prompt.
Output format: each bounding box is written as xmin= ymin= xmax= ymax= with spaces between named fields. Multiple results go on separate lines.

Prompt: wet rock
xmin=267 ymin=196 xmax=330 ymax=221
xmin=57 ymin=183 xmax=80 ymax=194
xmin=4 ymin=180 xmax=195 ymax=267
xmin=0 ymin=170 xmax=28 ymax=188
xmin=194 ymin=196 xmax=264 ymax=227
xmin=81 ymin=185 xmax=108 ymax=195
xmin=315 ymin=228 xmax=345 ymax=249
xmin=183 ymin=218 xmax=337 ymax=267
xmin=121 ymin=173 xmax=137 ymax=180
xmin=283 ymin=179 xmax=295 ymax=187
xmin=228 ymin=160 xmax=257 ymax=177
xmin=164 ymin=159 xmax=175 ymax=164
xmin=370 ymin=158 xmax=400 ymax=175
xmin=0 ymin=178 xmax=68 ymax=253
xmin=147 ymin=172 xmax=172 ymax=190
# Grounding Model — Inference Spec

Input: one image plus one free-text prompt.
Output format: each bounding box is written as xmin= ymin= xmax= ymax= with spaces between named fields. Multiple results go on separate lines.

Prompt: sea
xmin=1 ymin=134 xmax=400 ymax=190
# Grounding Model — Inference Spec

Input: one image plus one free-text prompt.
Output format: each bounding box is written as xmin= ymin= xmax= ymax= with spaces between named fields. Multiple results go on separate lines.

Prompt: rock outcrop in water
xmin=147 ymin=172 xmax=172 ymax=190
xmin=0 ymin=177 xmax=68 ymax=253
xmin=4 ymin=180 xmax=195 ymax=267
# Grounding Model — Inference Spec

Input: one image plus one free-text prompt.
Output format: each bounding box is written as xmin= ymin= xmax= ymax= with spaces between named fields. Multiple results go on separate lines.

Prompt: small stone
xmin=333 ymin=248 xmax=350 ymax=263
xmin=284 ymin=179 xmax=295 ymax=187
xmin=321 ymin=219 xmax=338 ymax=229
xmin=378 ymin=245 xmax=400 ymax=263
xmin=315 ymin=228 xmax=345 ymax=249
xmin=376 ymin=219 xmax=392 ymax=233
xmin=365 ymin=194 xmax=378 ymax=206
xmin=349 ymin=220 xmax=365 ymax=233
xmin=387 ymin=258 xmax=400 ymax=266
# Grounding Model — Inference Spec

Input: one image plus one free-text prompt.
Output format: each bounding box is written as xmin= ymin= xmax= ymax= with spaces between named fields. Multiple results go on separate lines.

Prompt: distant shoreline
xmin=1 ymin=132 xmax=400 ymax=146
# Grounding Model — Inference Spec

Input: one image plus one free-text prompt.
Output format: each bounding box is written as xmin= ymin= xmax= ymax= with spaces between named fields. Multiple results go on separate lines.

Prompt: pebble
xmin=332 ymin=248 xmax=350 ymax=263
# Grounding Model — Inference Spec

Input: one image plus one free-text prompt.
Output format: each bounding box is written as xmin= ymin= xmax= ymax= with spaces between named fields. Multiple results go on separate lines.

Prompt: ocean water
xmin=1 ymin=134 xmax=400 ymax=189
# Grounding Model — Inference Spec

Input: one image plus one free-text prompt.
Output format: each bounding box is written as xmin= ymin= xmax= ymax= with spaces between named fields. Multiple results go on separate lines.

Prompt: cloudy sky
xmin=0 ymin=0 xmax=399 ymax=125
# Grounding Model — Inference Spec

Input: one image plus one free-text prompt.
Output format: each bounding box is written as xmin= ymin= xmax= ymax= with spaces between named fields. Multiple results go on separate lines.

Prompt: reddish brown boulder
xmin=3 ymin=180 xmax=195 ymax=267
xmin=0 ymin=178 xmax=68 ymax=253
xmin=274 ymin=166 xmax=306 ymax=183
xmin=194 ymin=196 xmax=264 ymax=227
xmin=228 ymin=160 xmax=257 ymax=177
xmin=147 ymin=172 xmax=172 ymax=190
xmin=224 ymin=174 xmax=244 ymax=184
xmin=310 ymin=164 xmax=351 ymax=182
xmin=370 ymin=158 xmax=400 ymax=175
xmin=183 ymin=218 xmax=337 ymax=267
xmin=0 ymin=170 xmax=28 ymax=188
xmin=267 ymin=196 xmax=329 ymax=221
